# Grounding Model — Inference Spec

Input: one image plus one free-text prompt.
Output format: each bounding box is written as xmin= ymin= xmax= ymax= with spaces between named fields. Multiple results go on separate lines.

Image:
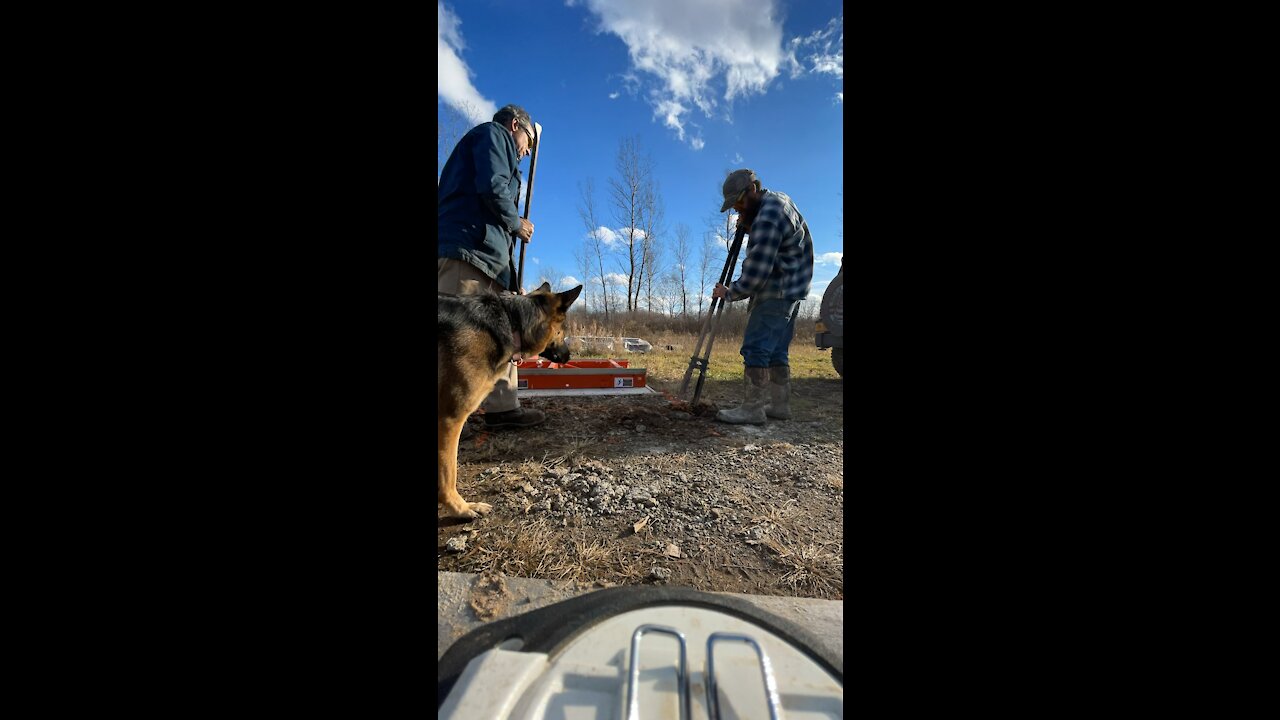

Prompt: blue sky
xmin=438 ymin=0 xmax=843 ymax=309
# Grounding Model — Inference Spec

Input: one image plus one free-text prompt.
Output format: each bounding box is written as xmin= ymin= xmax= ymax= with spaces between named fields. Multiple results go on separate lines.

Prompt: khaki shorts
xmin=436 ymin=258 xmax=520 ymax=413
xmin=437 ymin=258 xmax=506 ymax=296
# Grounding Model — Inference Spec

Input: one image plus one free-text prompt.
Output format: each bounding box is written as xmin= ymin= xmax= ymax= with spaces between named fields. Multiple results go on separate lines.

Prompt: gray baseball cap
xmin=720 ymin=168 xmax=758 ymax=212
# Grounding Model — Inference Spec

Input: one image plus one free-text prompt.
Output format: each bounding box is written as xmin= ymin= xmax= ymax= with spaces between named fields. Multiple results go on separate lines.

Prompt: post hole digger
xmin=678 ymin=168 xmax=815 ymax=424
xmin=515 ymin=121 xmax=542 ymax=293
xmin=678 ymin=226 xmax=746 ymax=407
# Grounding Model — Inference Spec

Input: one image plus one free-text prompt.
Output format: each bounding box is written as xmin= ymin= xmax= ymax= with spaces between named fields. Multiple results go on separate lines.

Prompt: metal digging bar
xmin=679 ymin=226 xmax=746 ymax=405
xmin=516 ymin=122 xmax=542 ymax=292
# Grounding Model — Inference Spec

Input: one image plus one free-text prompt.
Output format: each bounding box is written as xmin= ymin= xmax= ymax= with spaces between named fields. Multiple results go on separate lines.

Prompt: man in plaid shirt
xmin=712 ymin=169 xmax=815 ymax=424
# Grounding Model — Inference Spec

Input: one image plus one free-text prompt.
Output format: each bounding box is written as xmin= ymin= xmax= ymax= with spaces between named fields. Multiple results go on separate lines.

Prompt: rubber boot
xmin=763 ymin=365 xmax=792 ymax=420
xmin=716 ymin=367 xmax=769 ymax=424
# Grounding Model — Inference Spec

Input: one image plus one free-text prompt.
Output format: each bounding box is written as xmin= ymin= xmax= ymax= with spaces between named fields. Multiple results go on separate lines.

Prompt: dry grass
xmin=562 ymin=331 xmax=840 ymax=386
xmin=565 ymin=309 xmax=821 ymax=345
xmin=776 ymin=542 xmax=844 ymax=598
xmin=453 ymin=505 xmax=673 ymax=586
xmin=731 ymin=498 xmax=844 ymax=598
xmin=515 ymin=459 xmax=545 ymax=479
xmin=724 ymin=487 xmax=754 ymax=507
xmin=547 ymin=536 xmax=615 ymax=582
xmin=463 ymin=431 xmax=522 ymax=462
xmin=752 ymin=499 xmax=798 ymax=526
xmin=455 ymin=517 xmax=561 ymax=577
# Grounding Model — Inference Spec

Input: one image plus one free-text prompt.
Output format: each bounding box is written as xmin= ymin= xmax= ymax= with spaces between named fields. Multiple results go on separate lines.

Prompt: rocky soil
xmin=438 ymin=376 xmax=844 ymax=600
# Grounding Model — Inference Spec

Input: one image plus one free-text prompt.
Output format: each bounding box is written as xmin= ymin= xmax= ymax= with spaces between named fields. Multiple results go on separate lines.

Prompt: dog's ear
xmin=535 ymin=281 xmax=552 ymax=294
xmin=557 ymin=284 xmax=583 ymax=308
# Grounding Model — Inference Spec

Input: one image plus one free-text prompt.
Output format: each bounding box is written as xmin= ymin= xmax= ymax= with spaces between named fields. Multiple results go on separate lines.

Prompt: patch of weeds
xmin=777 ymin=542 xmax=843 ymax=598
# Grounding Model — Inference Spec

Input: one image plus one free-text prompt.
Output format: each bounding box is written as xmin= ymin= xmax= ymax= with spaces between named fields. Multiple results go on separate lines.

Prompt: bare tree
xmin=576 ymin=178 xmax=612 ymax=324
xmin=696 ymin=230 xmax=719 ymax=316
xmin=603 ymin=276 xmax=626 ymax=322
xmin=660 ymin=271 xmax=683 ymax=317
xmin=537 ymin=264 xmax=561 ymax=290
xmin=642 ymin=236 xmax=663 ymax=313
xmin=720 ymin=209 xmax=738 ymax=250
xmin=671 ymin=223 xmax=692 ymax=316
xmin=572 ymin=247 xmax=594 ymax=313
xmin=437 ymin=101 xmax=478 ymax=177
xmin=606 ymin=136 xmax=660 ymax=312
xmin=696 ymin=206 xmax=737 ymax=315
xmin=635 ymin=173 xmax=666 ymax=312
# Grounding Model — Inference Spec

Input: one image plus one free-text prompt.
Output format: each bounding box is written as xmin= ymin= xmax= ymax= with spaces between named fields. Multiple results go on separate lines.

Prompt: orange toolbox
xmin=515 ymin=358 xmax=647 ymax=390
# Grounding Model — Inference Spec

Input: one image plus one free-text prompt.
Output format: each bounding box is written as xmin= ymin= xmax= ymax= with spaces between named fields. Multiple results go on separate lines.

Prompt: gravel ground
xmin=437 ymin=377 xmax=844 ymax=600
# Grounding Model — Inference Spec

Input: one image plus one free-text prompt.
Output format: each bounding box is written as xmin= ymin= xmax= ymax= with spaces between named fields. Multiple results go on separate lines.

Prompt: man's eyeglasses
xmin=519 ymin=122 xmax=536 ymax=150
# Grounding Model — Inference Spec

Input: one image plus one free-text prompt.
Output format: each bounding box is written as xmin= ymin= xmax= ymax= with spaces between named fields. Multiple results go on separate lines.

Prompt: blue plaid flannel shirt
xmin=727 ymin=189 xmax=814 ymax=302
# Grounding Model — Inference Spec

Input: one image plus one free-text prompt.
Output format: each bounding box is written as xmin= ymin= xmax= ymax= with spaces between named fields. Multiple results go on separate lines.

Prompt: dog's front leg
xmin=438 ymin=415 xmax=492 ymax=520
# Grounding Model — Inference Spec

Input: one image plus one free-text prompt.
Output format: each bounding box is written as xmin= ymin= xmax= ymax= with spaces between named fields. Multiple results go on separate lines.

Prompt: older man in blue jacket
xmin=438 ymin=104 xmax=543 ymax=428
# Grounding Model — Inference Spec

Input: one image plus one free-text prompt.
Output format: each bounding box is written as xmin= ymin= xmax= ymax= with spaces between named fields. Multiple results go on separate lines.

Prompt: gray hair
xmin=493 ymin=104 xmax=534 ymax=141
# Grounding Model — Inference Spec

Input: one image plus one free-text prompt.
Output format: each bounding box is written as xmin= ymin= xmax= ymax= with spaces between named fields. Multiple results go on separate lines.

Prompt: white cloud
xmin=835 ymin=92 xmax=843 ymax=104
xmin=589 ymin=226 xmax=652 ymax=251
xmin=609 ymin=91 xmax=620 ymax=99
xmin=571 ymin=0 xmax=791 ymax=148
xmin=691 ymin=136 xmax=705 ymax=150
xmin=531 ymin=257 xmax=540 ymax=264
xmin=788 ymin=15 xmax=843 ymax=80
xmin=589 ymin=226 xmax=622 ymax=247
xmin=817 ymin=252 xmax=843 ymax=266
xmin=805 ymin=261 xmax=843 ymax=301
xmin=813 ymin=55 xmax=842 ymax=77
xmin=733 ymin=152 xmax=743 ymax=163
xmin=654 ymin=98 xmax=688 ymax=139
xmin=558 ymin=275 xmax=581 ymax=289
xmin=438 ymin=3 xmax=497 ymax=124
xmin=588 ymin=272 xmax=630 ymax=287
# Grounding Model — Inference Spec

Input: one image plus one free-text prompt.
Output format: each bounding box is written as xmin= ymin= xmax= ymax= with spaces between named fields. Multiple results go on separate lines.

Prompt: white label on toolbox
xmin=614 ymin=377 xmax=634 ymax=387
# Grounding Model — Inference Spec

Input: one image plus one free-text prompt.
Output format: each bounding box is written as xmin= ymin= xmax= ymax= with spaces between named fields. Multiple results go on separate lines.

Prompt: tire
xmin=832 ymin=347 xmax=843 ymax=377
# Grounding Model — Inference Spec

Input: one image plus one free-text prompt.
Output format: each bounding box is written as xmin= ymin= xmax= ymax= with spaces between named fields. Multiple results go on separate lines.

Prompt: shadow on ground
xmin=456 ymin=376 xmax=843 ymax=467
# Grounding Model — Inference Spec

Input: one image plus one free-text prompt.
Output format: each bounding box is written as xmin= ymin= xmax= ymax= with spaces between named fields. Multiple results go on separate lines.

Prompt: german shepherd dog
xmin=438 ymin=282 xmax=583 ymax=520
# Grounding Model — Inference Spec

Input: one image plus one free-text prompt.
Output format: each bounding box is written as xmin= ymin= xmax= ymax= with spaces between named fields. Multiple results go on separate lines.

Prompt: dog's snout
xmin=540 ymin=342 xmax=571 ymax=364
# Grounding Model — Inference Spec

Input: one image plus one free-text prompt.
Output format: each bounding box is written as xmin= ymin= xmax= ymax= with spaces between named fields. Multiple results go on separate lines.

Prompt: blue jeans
xmin=740 ymin=298 xmax=801 ymax=368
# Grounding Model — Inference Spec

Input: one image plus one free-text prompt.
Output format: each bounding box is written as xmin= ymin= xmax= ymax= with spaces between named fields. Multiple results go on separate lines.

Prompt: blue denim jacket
xmin=438 ymin=121 xmax=524 ymax=289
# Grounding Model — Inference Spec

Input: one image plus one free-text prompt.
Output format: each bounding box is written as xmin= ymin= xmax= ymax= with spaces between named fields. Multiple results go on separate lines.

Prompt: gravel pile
xmin=481 ymin=443 xmax=843 ymax=540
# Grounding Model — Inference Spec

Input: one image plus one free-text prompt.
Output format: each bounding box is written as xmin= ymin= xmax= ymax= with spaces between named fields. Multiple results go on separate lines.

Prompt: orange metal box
xmin=515 ymin=359 xmax=646 ymax=390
